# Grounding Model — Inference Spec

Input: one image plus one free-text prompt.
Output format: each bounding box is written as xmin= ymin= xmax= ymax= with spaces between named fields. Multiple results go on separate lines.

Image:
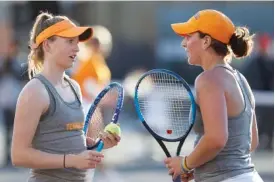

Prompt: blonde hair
xmin=28 ymin=12 xmax=69 ymax=79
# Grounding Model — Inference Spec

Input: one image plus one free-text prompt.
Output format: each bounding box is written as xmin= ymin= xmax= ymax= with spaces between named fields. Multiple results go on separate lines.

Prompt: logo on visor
xmin=194 ymin=12 xmax=200 ymax=20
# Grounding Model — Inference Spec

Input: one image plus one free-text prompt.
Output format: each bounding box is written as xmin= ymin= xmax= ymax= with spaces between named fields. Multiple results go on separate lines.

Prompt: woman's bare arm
xmin=11 ymin=79 xmax=69 ymax=169
xmin=186 ymin=71 xmax=229 ymax=169
xmin=250 ymin=112 xmax=259 ymax=152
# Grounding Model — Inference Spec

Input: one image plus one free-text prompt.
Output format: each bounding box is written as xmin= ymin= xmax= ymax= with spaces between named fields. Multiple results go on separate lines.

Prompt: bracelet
xmin=63 ymin=154 xmax=66 ymax=168
xmin=184 ymin=156 xmax=192 ymax=171
xmin=181 ymin=156 xmax=192 ymax=173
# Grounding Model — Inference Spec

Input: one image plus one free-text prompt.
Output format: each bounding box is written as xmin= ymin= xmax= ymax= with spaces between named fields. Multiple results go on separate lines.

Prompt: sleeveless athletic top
xmin=193 ymin=66 xmax=255 ymax=182
xmin=28 ymin=74 xmax=88 ymax=182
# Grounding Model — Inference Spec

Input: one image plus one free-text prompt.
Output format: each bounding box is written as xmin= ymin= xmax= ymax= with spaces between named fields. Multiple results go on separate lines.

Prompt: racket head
xmin=83 ymin=82 xmax=124 ymax=150
xmin=134 ymin=69 xmax=196 ymax=142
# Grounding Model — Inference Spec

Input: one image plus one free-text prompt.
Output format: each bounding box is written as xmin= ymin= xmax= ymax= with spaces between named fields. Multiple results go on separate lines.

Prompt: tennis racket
xmin=83 ymin=82 xmax=124 ymax=152
xmin=134 ymin=69 xmax=196 ymax=182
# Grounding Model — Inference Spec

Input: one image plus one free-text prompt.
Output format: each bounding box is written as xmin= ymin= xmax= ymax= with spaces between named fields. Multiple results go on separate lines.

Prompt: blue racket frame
xmin=134 ymin=69 xmax=196 ymax=141
xmin=134 ymin=69 xmax=196 ymax=182
xmin=83 ymin=82 xmax=124 ymax=151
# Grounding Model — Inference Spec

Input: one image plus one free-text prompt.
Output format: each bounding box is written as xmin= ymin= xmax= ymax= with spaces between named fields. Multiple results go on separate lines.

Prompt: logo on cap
xmin=194 ymin=12 xmax=200 ymax=20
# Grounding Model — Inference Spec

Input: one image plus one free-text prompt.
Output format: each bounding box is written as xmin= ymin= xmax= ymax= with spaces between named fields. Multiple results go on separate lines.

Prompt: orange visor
xmin=32 ymin=20 xmax=93 ymax=48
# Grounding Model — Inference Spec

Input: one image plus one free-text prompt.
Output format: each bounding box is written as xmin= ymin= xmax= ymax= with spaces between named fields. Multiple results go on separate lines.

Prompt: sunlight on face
xmin=48 ymin=36 xmax=80 ymax=69
xmin=181 ymin=32 xmax=204 ymax=66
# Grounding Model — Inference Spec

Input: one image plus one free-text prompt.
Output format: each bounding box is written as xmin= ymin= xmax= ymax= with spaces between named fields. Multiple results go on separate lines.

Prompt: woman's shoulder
xmin=18 ymin=78 xmax=49 ymax=103
xmin=195 ymin=69 xmax=224 ymax=90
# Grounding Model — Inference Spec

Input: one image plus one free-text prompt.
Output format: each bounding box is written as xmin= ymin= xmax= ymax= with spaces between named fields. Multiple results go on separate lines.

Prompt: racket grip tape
xmin=96 ymin=140 xmax=104 ymax=152
xmin=173 ymin=175 xmax=181 ymax=182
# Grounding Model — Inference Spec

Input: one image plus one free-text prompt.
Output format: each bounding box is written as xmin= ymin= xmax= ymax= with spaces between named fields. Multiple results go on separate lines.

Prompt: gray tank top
xmin=193 ymin=66 xmax=255 ymax=182
xmin=28 ymin=74 xmax=88 ymax=182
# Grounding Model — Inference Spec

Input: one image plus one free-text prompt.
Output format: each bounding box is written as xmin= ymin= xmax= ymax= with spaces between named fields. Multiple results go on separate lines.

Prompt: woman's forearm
xmin=12 ymin=147 xmax=74 ymax=169
xmin=186 ymin=135 xmax=226 ymax=169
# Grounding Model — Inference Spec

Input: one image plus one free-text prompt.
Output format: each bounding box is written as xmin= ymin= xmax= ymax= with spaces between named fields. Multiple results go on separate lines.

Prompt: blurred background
xmin=0 ymin=1 xmax=273 ymax=182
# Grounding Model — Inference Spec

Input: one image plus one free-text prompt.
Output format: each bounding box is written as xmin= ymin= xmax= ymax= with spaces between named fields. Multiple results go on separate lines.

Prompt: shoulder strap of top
xmin=32 ymin=74 xmax=57 ymax=120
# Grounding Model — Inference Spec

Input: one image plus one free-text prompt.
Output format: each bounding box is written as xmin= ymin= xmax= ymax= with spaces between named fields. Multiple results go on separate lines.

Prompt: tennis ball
xmin=104 ymin=123 xmax=121 ymax=136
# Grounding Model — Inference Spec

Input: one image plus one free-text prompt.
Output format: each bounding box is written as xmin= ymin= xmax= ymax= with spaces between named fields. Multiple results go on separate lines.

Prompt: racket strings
xmin=138 ymin=73 xmax=193 ymax=140
xmin=87 ymin=107 xmax=104 ymax=141
xmin=87 ymin=87 xmax=119 ymax=141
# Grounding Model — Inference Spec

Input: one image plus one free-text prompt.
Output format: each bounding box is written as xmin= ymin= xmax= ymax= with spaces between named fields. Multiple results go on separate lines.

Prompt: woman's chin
xmin=187 ymin=58 xmax=194 ymax=65
xmin=187 ymin=58 xmax=199 ymax=66
xmin=60 ymin=62 xmax=74 ymax=70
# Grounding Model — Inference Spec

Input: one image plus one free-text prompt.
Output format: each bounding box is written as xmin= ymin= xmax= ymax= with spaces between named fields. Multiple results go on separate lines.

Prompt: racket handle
xmin=173 ymin=175 xmax=181 ymax=182
xmin=96 ymin=140 xmax=104 ymax=152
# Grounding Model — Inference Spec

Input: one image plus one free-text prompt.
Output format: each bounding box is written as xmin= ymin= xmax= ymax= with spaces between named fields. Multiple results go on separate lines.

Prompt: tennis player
xmin=11 ymin=12 xmax=120 ymax=182
xmin=164 ymin=9 xmax=263 ymax=182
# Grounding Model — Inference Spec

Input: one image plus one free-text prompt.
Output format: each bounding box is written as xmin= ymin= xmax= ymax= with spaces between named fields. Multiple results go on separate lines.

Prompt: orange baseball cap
xmin=171 ymin=9 xmax=235 ymax=44
xmin=32 ymin=19 xmax=93 ymax=49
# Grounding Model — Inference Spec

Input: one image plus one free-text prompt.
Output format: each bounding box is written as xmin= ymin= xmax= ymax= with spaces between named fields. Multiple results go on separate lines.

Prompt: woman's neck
xmin=41 ymin=60 xmax=66 ymax=86
xmin=200 ymin=52 xmax=227 ymax=71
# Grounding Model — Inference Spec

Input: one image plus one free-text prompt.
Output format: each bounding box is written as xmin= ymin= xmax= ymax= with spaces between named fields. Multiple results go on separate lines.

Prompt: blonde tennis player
xmin=164 ymin=9 xmax=263 ymax=182
xmin=11 ymin=12 xmax=120 ymax=182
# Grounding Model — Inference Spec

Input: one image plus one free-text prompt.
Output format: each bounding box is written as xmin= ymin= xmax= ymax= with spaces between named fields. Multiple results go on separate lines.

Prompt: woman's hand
xmin=164 ymin=156 xmax=183 ymax=180
xmin=181 ymin=171 xmax=194 ymax=182
xmin=86 ymin=130 xmax=121 ymax=150
xmin=66 ymin=150 xmax=104 ymax=169
xmin=99 ymin=131 xmax=121 ymax=149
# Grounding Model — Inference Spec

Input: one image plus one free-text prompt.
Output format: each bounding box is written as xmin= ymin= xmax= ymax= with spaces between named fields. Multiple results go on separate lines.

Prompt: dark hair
xmin=198 ymin=26 xmax=254 ymax=61
xmin=229 ymin=27 xmax=254 ymax=58
xmin=28 ymin=11 xmax=68 ymax=79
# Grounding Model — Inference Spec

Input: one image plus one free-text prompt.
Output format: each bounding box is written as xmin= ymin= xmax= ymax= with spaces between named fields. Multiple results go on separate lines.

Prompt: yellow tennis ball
xmin=104 ymin=123 xmax=121 ymax=136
